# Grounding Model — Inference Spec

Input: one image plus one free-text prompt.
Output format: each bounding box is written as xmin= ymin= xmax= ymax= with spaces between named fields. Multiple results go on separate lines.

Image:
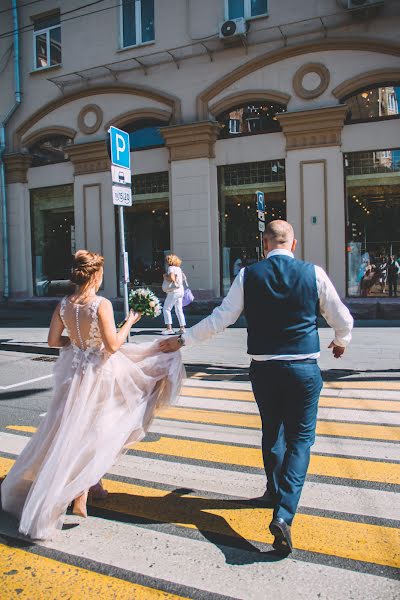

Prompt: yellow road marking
xmin=7 ymin=411 xmax=400 ymax=444
xmin=182 ymin=386 xmax=400 ymax=412
xmin=324 ymin=381 xmax=400 ymax=391
xmin=157 ymin=408 xmax=400 ymax=441
xmin=1 ymin=459 xmax=398 ymax=569
xmin=0 ymin=542 xmax=188 ymax=600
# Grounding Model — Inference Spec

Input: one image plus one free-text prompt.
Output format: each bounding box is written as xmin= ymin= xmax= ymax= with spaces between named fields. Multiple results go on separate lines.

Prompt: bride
xmin=1 ymin=250 xmax=183 ymax=540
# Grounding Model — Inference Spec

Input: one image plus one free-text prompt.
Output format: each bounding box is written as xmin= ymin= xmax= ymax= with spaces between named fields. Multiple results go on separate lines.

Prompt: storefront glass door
xmin=218 ymin=160 xmax=286 ymax=295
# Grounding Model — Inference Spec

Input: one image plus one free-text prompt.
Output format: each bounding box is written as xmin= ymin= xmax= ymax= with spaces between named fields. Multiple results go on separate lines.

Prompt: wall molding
xmin=13 ymin=84 xmax=182 ymax=150
xmin=332 ymin=68 xmax=400 ymax=99
xmin=3 ymin=153 xmax=32 ymax=183
xmin=161 ymin=121 xmax=221 ymax=161
xmin=196 ymin=38 xmax=400 ymax=119
xmin=292 ymin=63 xmax=330 ymax=100
xmin=77 ymin=104 xmax=103 ymax=135
xmin=209 ymin=90 xmax=290 ymax=117
xmin=277 ymin=105 xmax=348 ymax=150
xmin=66 ymin=140 xmax=110 ymax=175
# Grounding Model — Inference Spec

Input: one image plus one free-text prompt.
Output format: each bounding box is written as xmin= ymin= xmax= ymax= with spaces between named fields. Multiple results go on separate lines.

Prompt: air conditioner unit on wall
xmin=346 ymin=0 xmax=384 ymax=10
xmin=219 ymin=18 xmax=247 ymax=40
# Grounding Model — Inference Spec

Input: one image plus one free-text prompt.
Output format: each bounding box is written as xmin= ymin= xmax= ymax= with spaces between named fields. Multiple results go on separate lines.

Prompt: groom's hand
xmin=159 ymin=337 xmax=181 ymax=353
xmin=328 ymin=341 xmax=345 ymax=359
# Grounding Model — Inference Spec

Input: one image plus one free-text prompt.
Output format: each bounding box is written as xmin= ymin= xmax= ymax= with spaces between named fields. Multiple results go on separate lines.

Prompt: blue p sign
xmin=109 ymin=126 xmax=130 ymax=169
xmin=256 ymin=191 xmax=265 ymax=212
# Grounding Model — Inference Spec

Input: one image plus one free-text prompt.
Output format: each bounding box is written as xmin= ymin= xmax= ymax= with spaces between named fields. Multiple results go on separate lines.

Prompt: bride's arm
xmin=48 ymin=304 xmax=70 ymax=348
xmin=98 ymin=299 xmax=141 ymax=353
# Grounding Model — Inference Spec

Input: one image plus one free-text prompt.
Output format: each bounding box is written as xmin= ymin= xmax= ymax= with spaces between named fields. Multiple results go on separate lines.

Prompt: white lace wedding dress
xmin=1 ymin=295 xmax=184 ymax=540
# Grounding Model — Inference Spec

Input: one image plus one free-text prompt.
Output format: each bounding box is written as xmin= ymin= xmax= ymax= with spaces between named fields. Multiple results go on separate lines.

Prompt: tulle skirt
xmin=1 ymin=341 xmax=184 ymax=540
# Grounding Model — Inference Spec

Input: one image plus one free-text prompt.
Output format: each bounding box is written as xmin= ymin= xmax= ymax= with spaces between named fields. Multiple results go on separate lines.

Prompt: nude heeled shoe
xmin=72 ymin=490 xmax=88 ymax=518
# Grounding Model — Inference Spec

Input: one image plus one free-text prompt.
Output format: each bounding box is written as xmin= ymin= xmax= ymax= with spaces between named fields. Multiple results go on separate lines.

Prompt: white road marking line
xmin=0 ymin=374 xmax=53 ymax=390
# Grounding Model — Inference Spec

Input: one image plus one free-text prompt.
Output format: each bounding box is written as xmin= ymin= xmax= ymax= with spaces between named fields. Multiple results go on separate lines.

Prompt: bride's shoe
xmin=89 ymin=480 xmax=109 ymax=500
xmin=72 ymin=490 xmax=88 ymax=518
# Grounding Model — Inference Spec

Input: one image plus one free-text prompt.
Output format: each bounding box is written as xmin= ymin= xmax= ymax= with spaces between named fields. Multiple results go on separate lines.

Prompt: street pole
xmin=118 ymin=205 xmax=130 ymax=322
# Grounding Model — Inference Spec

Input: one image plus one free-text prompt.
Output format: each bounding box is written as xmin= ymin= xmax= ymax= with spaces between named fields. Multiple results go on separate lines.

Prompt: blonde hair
xmin=70 ymin=250 xmax=104 ymax=286
xmin=166 ymin=254 xmax=182 ymax=267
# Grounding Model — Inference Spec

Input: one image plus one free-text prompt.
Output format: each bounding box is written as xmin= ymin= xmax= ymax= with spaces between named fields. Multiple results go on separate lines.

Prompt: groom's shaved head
xmin=264 ymin=220 xmax=294 ymax=247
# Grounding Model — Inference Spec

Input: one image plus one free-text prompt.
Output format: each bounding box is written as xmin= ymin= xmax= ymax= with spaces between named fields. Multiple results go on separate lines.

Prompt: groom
xmin=160 ymin=220 xmax=353 ymax=555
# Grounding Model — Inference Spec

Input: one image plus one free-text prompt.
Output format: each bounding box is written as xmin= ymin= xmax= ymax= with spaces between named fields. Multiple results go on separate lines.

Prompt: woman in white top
xmin=162 ymin=254 xmax=186 ymax=335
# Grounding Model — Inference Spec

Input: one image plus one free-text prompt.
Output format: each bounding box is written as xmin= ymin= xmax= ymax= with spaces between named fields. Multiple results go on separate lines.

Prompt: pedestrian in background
xmin=162 ymin=254 xmax=186 ymax=335
xmin=387 ymin=255 xmax=400 ymax=297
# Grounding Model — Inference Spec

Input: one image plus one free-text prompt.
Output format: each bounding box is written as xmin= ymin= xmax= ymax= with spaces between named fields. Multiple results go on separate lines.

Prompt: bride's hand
xmin=128 ymin=310 xmax=142 ymax=326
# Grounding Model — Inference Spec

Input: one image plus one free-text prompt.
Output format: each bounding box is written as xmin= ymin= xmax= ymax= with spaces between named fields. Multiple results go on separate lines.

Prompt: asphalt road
xmin=0 ymin=349 xmax=399 ymax=599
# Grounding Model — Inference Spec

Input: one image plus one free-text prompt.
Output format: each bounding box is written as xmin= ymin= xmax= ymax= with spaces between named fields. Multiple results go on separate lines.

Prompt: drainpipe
xmin=0 ymin=0 xmax=21 ymax=299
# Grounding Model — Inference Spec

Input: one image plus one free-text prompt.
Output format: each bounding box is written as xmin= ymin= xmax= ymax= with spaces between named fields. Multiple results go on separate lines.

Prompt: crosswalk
xmin=0 ymin=374 xmax=399 ymax=599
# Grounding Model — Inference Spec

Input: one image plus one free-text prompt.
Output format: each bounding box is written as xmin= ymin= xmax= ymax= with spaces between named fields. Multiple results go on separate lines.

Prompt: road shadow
xmin=88 ymin=487 xmax=285 ymax=565
xmin=0 ymin=388 xmax=51 ymax=401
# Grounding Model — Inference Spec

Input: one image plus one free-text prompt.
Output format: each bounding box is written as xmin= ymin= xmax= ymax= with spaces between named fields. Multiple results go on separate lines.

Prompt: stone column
xmin=162 ymin=121 xmax=221 ymax=298
xmin=67 ymin=140 xmax=117 ymax=298
xmin=277 ymin=106 xmax=348 ymax=296
xmin=3 ymin=153 xmax=33 ymax=297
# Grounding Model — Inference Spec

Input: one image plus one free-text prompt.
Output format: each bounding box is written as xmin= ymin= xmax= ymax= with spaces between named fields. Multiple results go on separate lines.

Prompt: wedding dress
xmin=1 ymin=295 xmax=184 ymax=540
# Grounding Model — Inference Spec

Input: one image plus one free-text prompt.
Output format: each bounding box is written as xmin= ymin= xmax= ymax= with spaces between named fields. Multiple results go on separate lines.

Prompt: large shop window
xmin=33 ymin=13 xmax=61 ymax=70
xmin=344 ymin=85 xmax=400 ymax=124
xmin=217 ymin=101 xmax=285 ymax=139
xmin=226 ymin=0 xmax=268 ymax=19
xmin=219 ymin=160 xmax=286 ymax=295
xmin=345 ymin=149 xmax=400 ymax=298
xmin=117 ymin=171 xmax=170 ymax=293
xmin=121 ymin=0 xmax=154 ymax=48
xmin=31 ymin=185 xmax=75 ymax=296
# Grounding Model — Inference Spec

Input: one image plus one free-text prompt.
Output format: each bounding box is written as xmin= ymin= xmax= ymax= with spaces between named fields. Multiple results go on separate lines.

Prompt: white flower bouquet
xmin=128 ymin=288 xmax=162 ymax=318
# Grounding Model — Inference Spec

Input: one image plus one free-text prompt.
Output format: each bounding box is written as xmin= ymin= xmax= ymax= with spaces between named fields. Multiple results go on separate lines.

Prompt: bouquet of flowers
xmin=128 ymin=287 xmax=162 ymax=318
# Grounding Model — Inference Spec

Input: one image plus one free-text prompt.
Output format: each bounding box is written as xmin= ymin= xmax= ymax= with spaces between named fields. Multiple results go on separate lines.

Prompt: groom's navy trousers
xmin=249 ymin=358 xmax=323 ymax=525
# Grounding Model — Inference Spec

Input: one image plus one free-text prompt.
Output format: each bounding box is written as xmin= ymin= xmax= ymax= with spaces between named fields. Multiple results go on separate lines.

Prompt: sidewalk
xmin=0 ymin=323 xmax=399 ymax=373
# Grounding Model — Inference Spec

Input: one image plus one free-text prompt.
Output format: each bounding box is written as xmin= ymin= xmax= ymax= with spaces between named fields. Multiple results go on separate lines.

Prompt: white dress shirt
xmin=183 ymin=249 xmax=354 ymax=360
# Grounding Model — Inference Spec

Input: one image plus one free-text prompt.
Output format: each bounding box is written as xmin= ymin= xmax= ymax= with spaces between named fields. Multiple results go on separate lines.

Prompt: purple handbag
xmin=182 ymin=287 xmax=194 ymax=307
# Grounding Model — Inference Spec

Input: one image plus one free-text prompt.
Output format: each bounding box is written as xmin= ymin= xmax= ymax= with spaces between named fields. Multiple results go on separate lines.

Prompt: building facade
xmin=1 ymin=0 xmax=399 ymax=302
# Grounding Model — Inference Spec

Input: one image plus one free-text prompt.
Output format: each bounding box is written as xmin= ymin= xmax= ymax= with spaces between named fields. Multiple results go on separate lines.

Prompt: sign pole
xmin=256 ymin=191 xmax=265 ymax=261
xmin=118 ymin=205 xmax=130 ymax=321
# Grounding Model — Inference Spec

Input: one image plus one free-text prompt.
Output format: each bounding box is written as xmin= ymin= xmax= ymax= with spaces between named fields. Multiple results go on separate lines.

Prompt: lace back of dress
xmin=60 ymin=296 xmax=103 ymax=352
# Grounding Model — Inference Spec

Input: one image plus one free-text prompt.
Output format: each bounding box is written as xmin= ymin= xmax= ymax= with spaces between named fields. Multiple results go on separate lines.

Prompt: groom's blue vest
xmin=243 ymin=255 xmax=320 ymax=356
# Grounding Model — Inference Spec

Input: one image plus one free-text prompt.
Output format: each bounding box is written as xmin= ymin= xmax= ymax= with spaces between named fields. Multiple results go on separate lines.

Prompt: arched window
xmin=343 ymin=84 xmax=400 ymax=124
xmin=29 ymin=135 xmax=73 ymax=167
xmin=216 ymin=101 xmax=286 ymax=139
xmin=123 ymin=119 xmax=166 ymax=151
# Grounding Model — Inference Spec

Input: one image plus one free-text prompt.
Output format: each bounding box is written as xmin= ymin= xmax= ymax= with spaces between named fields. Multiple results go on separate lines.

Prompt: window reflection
xmin=344 ymin=85 xmax=400 ymax=123
xmin=29 ymin=135 xmax=72 ymax=167
xmin=217 ymin=102 xmax=286 ymax=139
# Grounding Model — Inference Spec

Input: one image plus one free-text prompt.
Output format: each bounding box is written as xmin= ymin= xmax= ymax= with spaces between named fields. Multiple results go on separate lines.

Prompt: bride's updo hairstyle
xmin=70 ymin=250 xmax=104 ymax=286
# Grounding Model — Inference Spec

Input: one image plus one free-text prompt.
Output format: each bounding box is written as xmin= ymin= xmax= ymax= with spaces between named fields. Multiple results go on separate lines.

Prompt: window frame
xmin=224 ymin=0 xmax=268 ymax=21
xmin=120 ymin=0 xmax=155 ymax=50
xmin=32 ymin=16 xmax=61 ymax=72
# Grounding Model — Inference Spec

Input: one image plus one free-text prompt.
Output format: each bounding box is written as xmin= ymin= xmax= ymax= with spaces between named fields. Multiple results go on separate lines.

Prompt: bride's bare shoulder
xmin=97 ymin=297 xmax=113 ymax=316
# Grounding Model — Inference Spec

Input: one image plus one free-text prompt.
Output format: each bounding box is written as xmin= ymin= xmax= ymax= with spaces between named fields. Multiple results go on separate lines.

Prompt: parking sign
xmin=109 ymin=126 xmax=130 ymax=169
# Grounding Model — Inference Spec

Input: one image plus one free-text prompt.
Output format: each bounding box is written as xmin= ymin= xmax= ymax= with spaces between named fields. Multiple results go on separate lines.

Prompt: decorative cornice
xmin=292 ymin=63 xmax=330 ymax=100
xmin=161 ymin=121 xmax=221 ymax=161
xmin=209 ymin=90 xmax=290 ymax=117
xmin=3 ymin=153 xmax=32 ymax=183
xmin=196 ymin=38 xmax=400 ymax=119
xmin=277 ymin=105 xmax=348 ymax=150
xmin=13 ymin=83 xmax=182 ymax=150
xmin=21 ymin=126 xmax=76 ymax=148
xmin=66 ymin=140 xmax=110 ymax=175
xmin=332 ymin=68 xmax=400 ymax=99
xmin=104 ymin=108 xmax=171 ymax=131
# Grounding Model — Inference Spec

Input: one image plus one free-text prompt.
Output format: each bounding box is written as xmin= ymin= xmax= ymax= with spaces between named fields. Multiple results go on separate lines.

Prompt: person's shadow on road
xmin=89 ymin=487 xmax=285 ymax=565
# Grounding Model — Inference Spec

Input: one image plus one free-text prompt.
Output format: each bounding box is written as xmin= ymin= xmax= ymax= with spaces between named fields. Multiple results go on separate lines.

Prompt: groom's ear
xmin=291 ymin=239 xmax=297 ymax=253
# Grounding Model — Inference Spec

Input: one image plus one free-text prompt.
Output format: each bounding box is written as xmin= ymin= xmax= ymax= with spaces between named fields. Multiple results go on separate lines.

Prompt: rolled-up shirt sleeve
xmin=183 ymin=269 xmax=245 ymax=346
xmin=315 ymin=266 xmax=354 ymax=347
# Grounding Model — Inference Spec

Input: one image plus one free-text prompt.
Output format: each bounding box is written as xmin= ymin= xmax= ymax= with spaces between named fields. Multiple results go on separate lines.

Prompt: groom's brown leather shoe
xmin=269 ymin=517 xmax=293 ymax=555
